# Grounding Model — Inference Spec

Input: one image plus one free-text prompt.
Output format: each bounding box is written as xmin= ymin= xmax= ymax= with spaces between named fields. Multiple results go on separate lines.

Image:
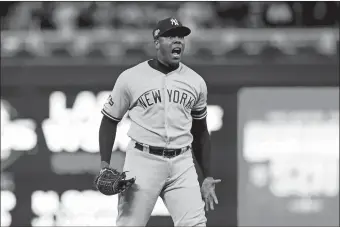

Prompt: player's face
xmin=156 ymin=35 xmax=185 ymax=65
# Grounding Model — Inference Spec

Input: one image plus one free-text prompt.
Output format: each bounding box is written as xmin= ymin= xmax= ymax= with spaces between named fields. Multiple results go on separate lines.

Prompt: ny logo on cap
xmin=170 ymin=18 xmax=179 ymax=26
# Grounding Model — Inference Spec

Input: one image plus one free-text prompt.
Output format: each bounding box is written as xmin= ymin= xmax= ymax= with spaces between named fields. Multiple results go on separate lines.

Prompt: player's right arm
xmin=99 ymin=72 xmax=131 ymax=169
xmin=99 ymin=116 xmax=118 ymax=168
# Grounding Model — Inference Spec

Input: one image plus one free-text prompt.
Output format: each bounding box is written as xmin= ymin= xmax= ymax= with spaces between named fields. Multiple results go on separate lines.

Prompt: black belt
xmin=134 ymin=142 xmax=190 ymax=158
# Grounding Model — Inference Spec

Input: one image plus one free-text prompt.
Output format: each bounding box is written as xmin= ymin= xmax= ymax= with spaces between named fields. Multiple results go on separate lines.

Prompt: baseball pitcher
xmin=95 ymin=17 xmax=221 ymax=226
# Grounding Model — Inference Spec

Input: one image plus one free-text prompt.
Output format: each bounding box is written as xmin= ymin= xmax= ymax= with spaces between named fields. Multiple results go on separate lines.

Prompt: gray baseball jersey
xmin=102 ymin=59 xmax=208 ymax=149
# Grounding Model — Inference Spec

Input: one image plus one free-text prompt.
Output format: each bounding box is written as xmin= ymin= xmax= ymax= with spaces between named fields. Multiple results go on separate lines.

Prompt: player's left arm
xmin=191 ymin=116 xmax=211 ymax=178
xmin=191 ymin=78 xmax=221 ymax=211
xmin=190 ymin=79 xmax=210 ymax=178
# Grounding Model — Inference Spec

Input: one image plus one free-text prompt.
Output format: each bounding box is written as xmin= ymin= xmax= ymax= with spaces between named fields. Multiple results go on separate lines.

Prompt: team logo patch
xmin=107 ymin=95 xmax=114 ymax=106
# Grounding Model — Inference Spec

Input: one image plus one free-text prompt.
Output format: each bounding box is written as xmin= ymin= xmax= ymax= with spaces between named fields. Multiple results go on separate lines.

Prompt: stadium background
xmin=1 ymin=1 xmax=339 ymax=226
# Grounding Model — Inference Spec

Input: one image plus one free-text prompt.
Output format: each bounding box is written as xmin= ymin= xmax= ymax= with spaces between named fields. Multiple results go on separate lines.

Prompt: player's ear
xmin=154 ymin=39 xmax=160 ymax=50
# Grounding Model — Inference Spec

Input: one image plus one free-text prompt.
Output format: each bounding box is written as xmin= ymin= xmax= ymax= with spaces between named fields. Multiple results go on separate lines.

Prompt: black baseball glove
xmin=94 ymin=167 xmax=135 ymax=196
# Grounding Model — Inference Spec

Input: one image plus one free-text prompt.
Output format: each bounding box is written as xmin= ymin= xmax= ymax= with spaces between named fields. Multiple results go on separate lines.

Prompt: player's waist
xmin=134 ymin=141 xmax=191 ymax=159
xmin=127 ymin=122 xmax=193 ymax=147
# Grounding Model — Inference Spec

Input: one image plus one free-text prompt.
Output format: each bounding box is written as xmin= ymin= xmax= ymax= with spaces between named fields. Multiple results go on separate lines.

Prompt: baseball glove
xmin=94 ymin=167 xmax=135 ymax=196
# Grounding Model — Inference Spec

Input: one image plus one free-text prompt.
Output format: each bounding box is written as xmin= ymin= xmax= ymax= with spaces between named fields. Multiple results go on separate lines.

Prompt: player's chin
xmin=170 ymin=54 xmax=182 ymax=64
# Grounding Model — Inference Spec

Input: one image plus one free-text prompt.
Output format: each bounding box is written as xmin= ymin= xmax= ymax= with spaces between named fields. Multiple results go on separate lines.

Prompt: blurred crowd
xmin=1 ymin=1 xmax=339 ymax=31
xmin=1 ymin=1 xmax=338 ymax=60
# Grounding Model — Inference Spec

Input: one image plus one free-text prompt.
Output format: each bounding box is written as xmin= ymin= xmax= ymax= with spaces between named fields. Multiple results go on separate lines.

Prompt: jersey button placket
xmin=164 ymin=75 xmax=169 ymax=148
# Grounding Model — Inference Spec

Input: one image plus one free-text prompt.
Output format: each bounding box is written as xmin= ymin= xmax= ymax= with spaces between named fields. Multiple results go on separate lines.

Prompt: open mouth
xmin=171 ymin=47 xmax=182 ymax=58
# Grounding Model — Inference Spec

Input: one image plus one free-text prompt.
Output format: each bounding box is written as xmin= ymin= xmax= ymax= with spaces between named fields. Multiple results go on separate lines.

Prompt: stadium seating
xmin=1 ymin=2 xmax=339 ymax=60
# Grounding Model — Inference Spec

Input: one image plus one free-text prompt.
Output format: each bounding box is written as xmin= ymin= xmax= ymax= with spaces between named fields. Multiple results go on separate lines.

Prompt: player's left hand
xmin=201 ymin=177 xmax=221 ymax=212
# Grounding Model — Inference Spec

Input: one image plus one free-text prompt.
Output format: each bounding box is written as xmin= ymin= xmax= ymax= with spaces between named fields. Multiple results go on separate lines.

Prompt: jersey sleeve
xmin=101 ymin=72 xmax=131 ymax=122
xmin=191 ymin=79 xmax=208 ymax=120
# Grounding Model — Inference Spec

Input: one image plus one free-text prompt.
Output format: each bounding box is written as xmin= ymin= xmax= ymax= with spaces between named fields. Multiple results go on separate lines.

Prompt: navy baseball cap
xmin=153 ymin=17 xmax=191 ymax=39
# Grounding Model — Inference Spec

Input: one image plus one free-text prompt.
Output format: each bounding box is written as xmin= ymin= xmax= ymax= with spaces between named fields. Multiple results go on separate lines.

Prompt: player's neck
xmin=148 ymin=58 xmax=179 ymax=75
xmin=156 ymin=57 xmax=179 ymax=70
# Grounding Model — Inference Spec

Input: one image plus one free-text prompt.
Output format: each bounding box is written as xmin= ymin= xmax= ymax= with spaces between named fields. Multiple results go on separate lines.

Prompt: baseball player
xmin=95 ymin=17 xmax=221 ymax=226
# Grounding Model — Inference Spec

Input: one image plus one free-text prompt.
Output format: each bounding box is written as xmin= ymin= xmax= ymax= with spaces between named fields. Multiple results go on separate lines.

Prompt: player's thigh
xmin=163 ymin=186 xmax=206 ymax=227
xmin=116 ymin=186 xmax=160 ymax=226
xmin=117 ymin=141 xmax=168 ymax=226
xmin=162 ymin=165 xmax=206 ymax=227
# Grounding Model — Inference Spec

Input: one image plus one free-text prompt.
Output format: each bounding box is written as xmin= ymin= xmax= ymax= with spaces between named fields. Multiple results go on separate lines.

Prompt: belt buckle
xmin=163 ymin=148 xmax=175 ymax=159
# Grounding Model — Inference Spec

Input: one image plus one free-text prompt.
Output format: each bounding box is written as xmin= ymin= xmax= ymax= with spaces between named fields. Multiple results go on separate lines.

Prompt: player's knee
xmin=174 ymin=211 xmax=207 ymax=227
xmin=193 ymin=222 xmax=206 ymax=227
xmin=190 ymin=218 xmax=207 ymax=227
xmin=116 ymin=217 xmax=149 ymax=227
xmin=175 ymin=218 xmax=206 ymax=227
